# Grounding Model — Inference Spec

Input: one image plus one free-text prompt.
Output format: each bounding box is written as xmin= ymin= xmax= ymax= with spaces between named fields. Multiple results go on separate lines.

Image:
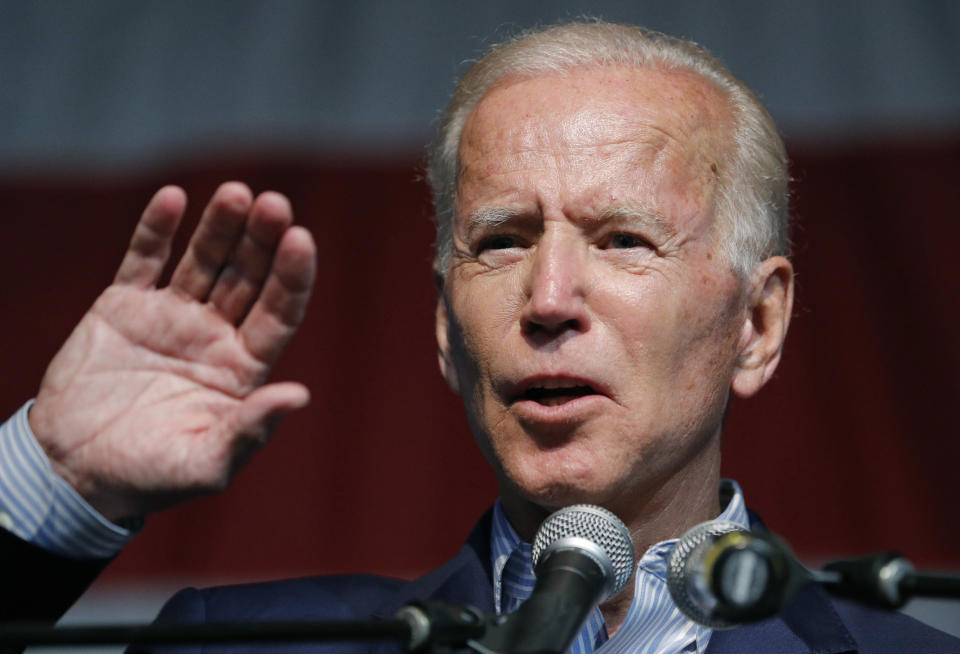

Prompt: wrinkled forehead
xmin=459 ymin=64 xmax=735 ymax=173
xmin=455 ymin=65 xmax=735 ymax=232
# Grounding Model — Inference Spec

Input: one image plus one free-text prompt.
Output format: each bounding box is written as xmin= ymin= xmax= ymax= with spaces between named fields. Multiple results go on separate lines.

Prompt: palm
xmin=30 ymin=184 xmax=316 ymax=521
xmin=42 ymin=287 xmax=265 ymax=485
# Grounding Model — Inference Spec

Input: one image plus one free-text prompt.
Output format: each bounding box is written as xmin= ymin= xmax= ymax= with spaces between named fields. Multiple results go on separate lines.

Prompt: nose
xmin=520 ymin=229 xmax=591 ymax=338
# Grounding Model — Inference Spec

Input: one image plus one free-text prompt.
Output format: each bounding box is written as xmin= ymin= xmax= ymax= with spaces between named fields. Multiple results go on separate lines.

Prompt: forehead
xmin=457 ymin=65 xmax=733 ymax=220
xmin=463 ymin=64 xmax=731 ymax=153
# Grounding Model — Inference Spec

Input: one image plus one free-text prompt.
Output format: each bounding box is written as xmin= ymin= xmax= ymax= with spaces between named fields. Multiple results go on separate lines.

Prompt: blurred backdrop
xmin=1 ymin=0 xmax=958 ymax=648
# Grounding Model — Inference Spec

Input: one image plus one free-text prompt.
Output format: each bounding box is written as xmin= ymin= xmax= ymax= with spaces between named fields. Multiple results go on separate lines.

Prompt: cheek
xmin=605 ymin=280 xmax=681 ymax=361
xmin=672 ymin=281 xmax=745 ymax=386
xmin=451 ymin=271 xmax=524 ymax=347
xmin=445 ymin=286 xmax=513 ymax=397
xmin=612 ymin=270 xmax=742 ymax=381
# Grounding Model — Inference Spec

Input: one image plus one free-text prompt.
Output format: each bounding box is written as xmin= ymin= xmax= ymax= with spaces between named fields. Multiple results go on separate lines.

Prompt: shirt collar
xmin=637 ymin=479 xmax=749 ymax=582
xmin=489 ymin=479 xmax=750 ymax=615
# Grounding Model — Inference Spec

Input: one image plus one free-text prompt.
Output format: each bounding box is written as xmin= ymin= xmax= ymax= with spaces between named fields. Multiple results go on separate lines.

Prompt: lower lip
xmin=511 ymin=394 xmax=608 ymax=424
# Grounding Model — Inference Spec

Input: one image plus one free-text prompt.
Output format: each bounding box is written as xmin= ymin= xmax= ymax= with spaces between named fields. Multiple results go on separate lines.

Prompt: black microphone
xmin=471 ymin=504 xmax=635 ymax=654
xmin=822 ymin=551 xmax=960 ymax=609
xmin=666 ymin=521 xmax=808 ymax=628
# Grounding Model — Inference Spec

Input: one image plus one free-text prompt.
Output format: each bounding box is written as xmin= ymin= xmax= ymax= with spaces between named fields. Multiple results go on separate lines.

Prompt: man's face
xmin=437 ymin=65 xmax=752 ymax=521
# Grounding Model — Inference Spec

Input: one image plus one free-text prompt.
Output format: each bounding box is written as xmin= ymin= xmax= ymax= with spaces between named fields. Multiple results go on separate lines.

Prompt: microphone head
xmin=666 ymin=520 xmax=747 ymax=629
xmin=532 ymin=504 xmax=635 ymax=601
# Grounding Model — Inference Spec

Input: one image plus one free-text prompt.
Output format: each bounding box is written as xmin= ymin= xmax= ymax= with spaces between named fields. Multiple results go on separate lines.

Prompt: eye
xmin=478 ymin=234 xmax=519 ymax=252
xmin=606 ymin=233 xmax=650 ymax=249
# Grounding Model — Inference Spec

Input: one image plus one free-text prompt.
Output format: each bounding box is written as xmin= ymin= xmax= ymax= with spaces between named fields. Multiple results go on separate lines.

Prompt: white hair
xmin=426 ymin=20 xmax=790 ymax=282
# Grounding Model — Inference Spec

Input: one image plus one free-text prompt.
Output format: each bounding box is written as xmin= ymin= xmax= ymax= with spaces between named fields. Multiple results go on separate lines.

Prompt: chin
xmin=507 ymin=465 xmax=618 ymax=512
xmin=491 ymin=430 xmax=637 ymax=512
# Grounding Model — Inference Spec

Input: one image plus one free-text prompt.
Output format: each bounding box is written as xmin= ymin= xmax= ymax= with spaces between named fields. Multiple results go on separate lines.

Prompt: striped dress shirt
xmin=490 ymin=480 xmax=749 ymax=654
xmin=0 ymin=400 xmax=135 ymax=558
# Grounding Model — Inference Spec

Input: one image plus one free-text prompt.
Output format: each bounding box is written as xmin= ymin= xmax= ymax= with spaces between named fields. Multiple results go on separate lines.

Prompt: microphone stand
xmin=820 ymin=551 xmax=960 ymax=609
xmin=0 ymin=599 xmax=587 ymax=654
xmin=0 ymin=601 xmax=486 ymax=653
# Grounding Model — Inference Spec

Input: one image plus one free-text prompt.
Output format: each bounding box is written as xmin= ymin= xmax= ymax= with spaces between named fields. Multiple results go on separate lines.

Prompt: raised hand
xmin=28 ymin=182 xmax=316 ymax=522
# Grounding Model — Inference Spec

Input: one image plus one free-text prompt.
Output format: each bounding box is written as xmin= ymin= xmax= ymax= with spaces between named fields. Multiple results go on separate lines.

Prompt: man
xmin=2 ymin=21 xmax=957 ymax=653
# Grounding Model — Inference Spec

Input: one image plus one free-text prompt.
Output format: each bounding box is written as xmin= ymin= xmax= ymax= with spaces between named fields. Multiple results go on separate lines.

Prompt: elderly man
xmin=1 ymin=21 xmax=957 ymax=653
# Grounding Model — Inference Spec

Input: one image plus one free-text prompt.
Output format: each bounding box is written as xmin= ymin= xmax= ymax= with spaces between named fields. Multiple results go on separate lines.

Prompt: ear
xmin=731 ymin=256 xmax=794 ymax=398
xmin=435 ymin=294 xmax=461 ymax=395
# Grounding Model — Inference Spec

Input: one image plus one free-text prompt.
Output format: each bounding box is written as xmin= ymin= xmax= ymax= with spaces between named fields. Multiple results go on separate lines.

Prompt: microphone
xmin=822 ymin=551 xmax=960 ymax=609
xmin=666 ymin=521 xmax=806 ymax=628
xmin=471 ymin=504 xmax=635 ymax=654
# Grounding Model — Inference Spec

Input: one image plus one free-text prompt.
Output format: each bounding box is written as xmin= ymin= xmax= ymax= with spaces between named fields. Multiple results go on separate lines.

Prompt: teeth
xmin=538 ymin=379 xmax=583 ymax=389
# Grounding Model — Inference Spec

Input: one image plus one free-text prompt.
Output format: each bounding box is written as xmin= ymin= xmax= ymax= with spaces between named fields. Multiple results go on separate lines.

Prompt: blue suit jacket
xmin=146 ymin=511 xmax=959 ymax=654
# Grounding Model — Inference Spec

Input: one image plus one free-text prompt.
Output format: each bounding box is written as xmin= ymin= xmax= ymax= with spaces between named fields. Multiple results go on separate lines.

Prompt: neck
xmin=500 ymin=439 xmax=723 ymax=635
xmin=599 ymin=452 xmax=723 ymax=634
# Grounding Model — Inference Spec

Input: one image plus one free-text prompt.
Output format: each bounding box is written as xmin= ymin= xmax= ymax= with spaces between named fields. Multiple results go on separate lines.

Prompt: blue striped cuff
xmin=0 ymin=400 xmax=137 ymax=559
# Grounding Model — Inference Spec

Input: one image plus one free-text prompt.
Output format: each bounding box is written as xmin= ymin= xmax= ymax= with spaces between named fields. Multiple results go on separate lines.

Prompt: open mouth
xmin=519 ymin=384 xmax=598 ymax=406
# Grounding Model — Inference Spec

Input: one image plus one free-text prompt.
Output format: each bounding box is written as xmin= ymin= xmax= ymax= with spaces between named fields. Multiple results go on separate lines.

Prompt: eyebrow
xmin=596 ymin=203 xmax=679 ymax=241
xmin=465 ymin=202 xmax=680 ymax=241
xmin=467 ymin=206 xmax=520 ymax=228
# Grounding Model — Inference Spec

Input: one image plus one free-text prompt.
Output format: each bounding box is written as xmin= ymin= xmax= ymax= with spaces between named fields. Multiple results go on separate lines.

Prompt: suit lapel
xmin=363 ymin=510 xmax=495 ymax=654
xmin=706 ymin=584 xmax=858 ymax=654
xmin=371 ymin=509 xmax=495 ymax=619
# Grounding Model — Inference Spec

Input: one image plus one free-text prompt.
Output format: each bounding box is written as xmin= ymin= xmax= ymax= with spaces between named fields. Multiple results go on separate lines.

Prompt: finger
xmin=234 ymin=382 xmax=311 ymax=443
xmin=169 ymin=182 xmax=253 ymax=301
xmin=239 ymin=226 xmax=316 ymax=366
xmin=114 ymin=186 xmax=188 ymax=288
xmin=222 ymin=382 xmax=311 ymax=473
xmin=208 ymin=191 xmax=294 ymax=324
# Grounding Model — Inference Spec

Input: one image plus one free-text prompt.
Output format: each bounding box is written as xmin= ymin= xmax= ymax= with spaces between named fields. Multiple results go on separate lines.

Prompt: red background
xmin=1 ymin=138 xmax=958 ymax=585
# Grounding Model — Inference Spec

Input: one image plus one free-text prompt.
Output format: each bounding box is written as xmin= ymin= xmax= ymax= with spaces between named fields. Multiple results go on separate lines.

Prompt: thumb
xmin=225 ymin=382 xmax=311 ymax=466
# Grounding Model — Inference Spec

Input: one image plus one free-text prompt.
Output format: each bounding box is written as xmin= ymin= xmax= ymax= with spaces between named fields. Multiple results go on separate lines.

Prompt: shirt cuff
xmin=0 ymin=400 xmax=138 ymax=559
